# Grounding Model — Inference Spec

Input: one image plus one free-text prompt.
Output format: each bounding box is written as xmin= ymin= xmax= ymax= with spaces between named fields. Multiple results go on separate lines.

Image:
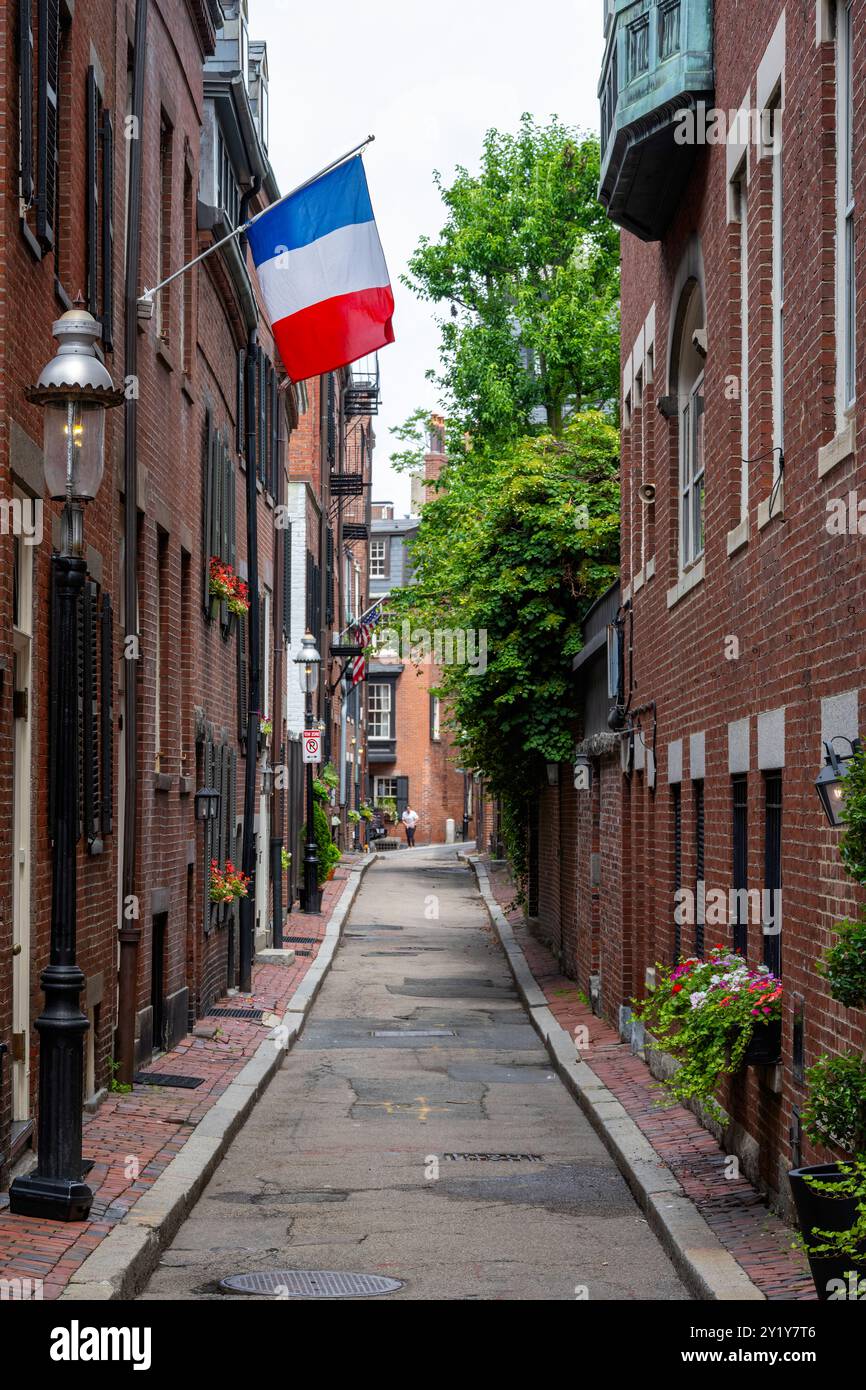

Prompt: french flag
xmin=246 ymin=156 xmax=395 ymax=384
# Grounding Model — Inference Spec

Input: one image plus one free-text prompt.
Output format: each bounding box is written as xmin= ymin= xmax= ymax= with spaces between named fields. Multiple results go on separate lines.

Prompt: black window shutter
xmin=325 ymin=526 xmax=334 ymax=626
xmin=236 ymin=348 xmax=246 ymax=458
xmin=227 ymin=443 xmax=236 ymax=569
xmin=100 ymin=592 xmax=113 ymax=835
xmin=269 ymin=363 xmax=278 ymax=495
xmin=19 ymin=0 xmax=34 ymax=209
xmin=396 ymin=776 xmax=409 ymax=821
xmin=259 ymin=594 xmax=266 ymax=708
xmin=258 ymin=348 xmax=267 ymax=484
xmin=100 ymin=107 xmax=114 ymax=351
xmin=694 ymin=781 xmax=705 ymax=958
xmin=82 ymin=579 xmax=100 ymax=843
xmin=282 ymin=523 xmax=292 ymax=642
xmin=672 ymin=784 xmax=682 ymax=962
xmin=305 ymin=549 xmax=314 ymax=630
xmin=220 ymin=431 xmax=230 ymax=562
xmin=237 ymin=613 xmax=248 ymax=745
xmin=36 ymin=0 xmax=60 ymax=249
xmin=326 ymin=374 xmax=336 ymax=464
xmin=48 ymin=556 xmax=61 ymax=836
xmin=228 ymin=746 xmax=237 ymax=864
xmin=219 ymin=743 xmax=229 ymax=869
xmin=202 ymin=407 xmax=214 ymax=613
xmin=85 ymin=66 xmax=99 ymax=317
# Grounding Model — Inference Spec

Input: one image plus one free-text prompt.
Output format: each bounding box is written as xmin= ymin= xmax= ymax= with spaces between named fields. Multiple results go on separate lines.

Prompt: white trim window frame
xmin=837 ymin=0 xmax=856 ymax=419
xmin=374 ymin=776 xmax=397 ymax=804
xmin=369 ymin=538 xmax=386 ymax=578
xmin=367 ymin=682 xmax=392 ymax=740
xmin=679 ymin=375 xmax=705 ymax=571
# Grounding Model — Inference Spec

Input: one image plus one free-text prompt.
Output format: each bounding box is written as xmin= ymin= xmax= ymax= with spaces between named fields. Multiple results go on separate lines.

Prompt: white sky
xmin=254 ymin=0 xmax=605 ymax=515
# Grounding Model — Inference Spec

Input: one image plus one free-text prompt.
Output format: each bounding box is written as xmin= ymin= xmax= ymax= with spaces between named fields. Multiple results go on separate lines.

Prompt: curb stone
xmin=469 ymin=856 xmax=765 ymax=1303
xmin=61 ymin=855 xmax=375 ymax=1301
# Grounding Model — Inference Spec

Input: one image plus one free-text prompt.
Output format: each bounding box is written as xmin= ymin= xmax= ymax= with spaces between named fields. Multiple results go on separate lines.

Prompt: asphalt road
xmin=140 ymin=846 xmax=686 ymax=1301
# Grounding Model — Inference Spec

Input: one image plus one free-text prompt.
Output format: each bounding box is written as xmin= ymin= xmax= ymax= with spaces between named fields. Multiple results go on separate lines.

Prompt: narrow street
xmin=140 ymin=848 xmax=685 ymax=1301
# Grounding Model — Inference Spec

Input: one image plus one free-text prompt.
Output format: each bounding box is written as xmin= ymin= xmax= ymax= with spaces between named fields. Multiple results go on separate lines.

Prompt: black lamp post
xmin=815 ymin=737 xmax=862 ymax=827
xmin=294 ymin=632 xmax=322 ymax=912
xmin=10 ymin=306 xmax=123 ymax=1221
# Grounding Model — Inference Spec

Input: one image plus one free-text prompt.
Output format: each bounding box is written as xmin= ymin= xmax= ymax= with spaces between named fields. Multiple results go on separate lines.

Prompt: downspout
xmin=116 ymin=0 xmax=148 ymax=1087
xmin=270 ymin=381 xmax=285 ymax=944
xmin=238 ymin=176 xmax=261 ymax=993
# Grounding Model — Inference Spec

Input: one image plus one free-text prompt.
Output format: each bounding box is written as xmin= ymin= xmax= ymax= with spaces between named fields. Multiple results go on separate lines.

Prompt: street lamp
xmin=294 ymin=632 xmax=322 ymax=912
xmin=261 ymin=758 xmax=275 ymax=798
xmin=10 ymin=306 xmax=122 ymax=1222
xmin=195 ymin=786 xmax=221 ymax=822
xmin=815 ymin=737 xmax=862 ymax=827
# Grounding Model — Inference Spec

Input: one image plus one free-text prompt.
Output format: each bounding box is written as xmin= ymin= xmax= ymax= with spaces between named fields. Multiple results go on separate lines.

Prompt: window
xmin=430 ymin=695 xmax=441 ymax=742
xmin=763 ymin=772 xmax=782 ymax=975
xmin=370 ymin=539 xmax=386 ymax=578
xmin=732 ymin=775 xmax=748 ymax=955
xmin=672 ymin=783 xmax=682 ymax=961
xmin=374 ymin=776 xmax=397 ymax=806
xmin=837 ymin=0 xmax=856 ymax=417
xmin=368 ymin=684 xmax=392 ymax=740
xmin=676 ymin=283 xmax=706 ymax=571
xmin=627 ymin=16 xmax=649 ymax=80
xmin=659 ymin=1 xmax=681 ymax=60
xmin=694 ymin=780 xmax=705 ymax=957
xmin=156 ymin=116 xmax=172 ymax=340
xmin=180 ymin=163 xmax=193 ymax=373
xmin=733 ymin=171 xmax=749 ymax=520
xmin=85 ymin=67 xmax=114 ymax=351
xmin=680 ymin=382 xmax=705 ymax=568
xmin=769 ymin=93 xmax=784 ymax=465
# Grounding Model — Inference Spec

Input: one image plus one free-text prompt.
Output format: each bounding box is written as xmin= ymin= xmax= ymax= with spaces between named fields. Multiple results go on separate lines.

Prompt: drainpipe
xmin=116 ymin=0 xmax=148 ymax=1087
xmin=238 ymin=177 xmax=261 ymax=993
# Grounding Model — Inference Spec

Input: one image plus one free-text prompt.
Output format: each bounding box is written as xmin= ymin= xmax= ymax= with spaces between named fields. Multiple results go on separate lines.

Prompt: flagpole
xmin=139 ymin=135 xmax=376 ymax=305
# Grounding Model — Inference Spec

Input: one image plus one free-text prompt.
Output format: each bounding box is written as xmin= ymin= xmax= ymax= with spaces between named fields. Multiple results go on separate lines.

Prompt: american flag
xmin=349 ymin=604 xmax=381 ymax=686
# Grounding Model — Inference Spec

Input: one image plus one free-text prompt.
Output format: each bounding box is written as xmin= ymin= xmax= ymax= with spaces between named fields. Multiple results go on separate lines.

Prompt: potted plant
xmin=379 ymin=795 xmax=397 ymax=825
xmin=281 ymin=847 xmax=291 ymax=872
xmin=209 ymin=557 xmax=234 ymax=620
xmin=789 ymin=1052 xmax=866 ymax=1299
xmin=348 ymin=809 xmax=361 ymax=825
xmin=632 ymin=946 xmax=783 ymax=1118
xmin=300 ymin=801 xmax=342 ymax=889
xmin=209 ymin=859 xmax=251 ymax=904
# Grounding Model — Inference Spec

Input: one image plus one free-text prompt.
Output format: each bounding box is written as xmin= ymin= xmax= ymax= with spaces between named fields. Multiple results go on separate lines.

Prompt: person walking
xmin=401 ymin=805 xmax=419 ymax=847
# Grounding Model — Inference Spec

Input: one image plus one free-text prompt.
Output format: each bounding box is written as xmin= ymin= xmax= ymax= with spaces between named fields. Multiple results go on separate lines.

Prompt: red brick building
xmin=0 ymin=0 xmax=373 ymax=1192
xmin=530 ymin=0 xmax=866 ymax=1210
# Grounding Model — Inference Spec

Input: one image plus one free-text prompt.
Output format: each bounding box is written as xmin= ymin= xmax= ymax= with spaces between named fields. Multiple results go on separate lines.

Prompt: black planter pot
xmin=788 ymin=1163 xmax=866 ymax=1300
xmin=743 ymin=1018 xmax=782 ymax=1066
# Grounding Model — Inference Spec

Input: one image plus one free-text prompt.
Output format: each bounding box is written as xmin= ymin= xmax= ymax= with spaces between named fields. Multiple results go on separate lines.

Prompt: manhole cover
xmin=219 ymin=1270 xmax=403 ymax=1298
xmin=371 ymin=1029 xmax=456 ymax=1038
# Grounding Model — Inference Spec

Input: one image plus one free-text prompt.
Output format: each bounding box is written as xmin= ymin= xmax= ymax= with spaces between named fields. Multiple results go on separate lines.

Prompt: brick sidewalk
xmin=484 ymin=860 xmax=815 ymax=1302
xmin=0 ymin=856 xmax=365 ymax=1300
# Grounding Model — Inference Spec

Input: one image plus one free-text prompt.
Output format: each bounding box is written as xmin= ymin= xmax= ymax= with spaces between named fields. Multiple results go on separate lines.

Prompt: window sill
xmin=727 ymin=516 xmax=750 ymax=556
xmin=632 ymin=556 xmax=655 ymax=594
xmin=757 ymin=479 xmax=784 ymax=531
xmin=181 ymin=374 xmax=195 ymax=403
xmin=817 ymin=420 xmax=855 ymax=479
xmin=666 ymin=558 xmax=704 ymax=610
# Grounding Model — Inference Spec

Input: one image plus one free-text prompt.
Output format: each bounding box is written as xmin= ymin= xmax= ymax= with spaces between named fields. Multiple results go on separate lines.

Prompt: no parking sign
xmin=302 ymin=729 xmax=322 ymax=764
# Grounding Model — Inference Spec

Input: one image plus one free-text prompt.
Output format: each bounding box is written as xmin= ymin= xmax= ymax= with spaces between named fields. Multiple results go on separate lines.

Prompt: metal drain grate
xmin=443 ymin=1152 xmax=543 ymax=1162
xmin=134 ymin=1072 xmax=205 ymax=1090
xmin=220 ymin=1269 xmax=403 ymax=1298
xmin=371 ymin=1029 xmax=456 ymax=1038
xmin=281 ymin=936 xmax=319 ymax=944
xmin=208 ymin=1007 xmax=264 ymax=1021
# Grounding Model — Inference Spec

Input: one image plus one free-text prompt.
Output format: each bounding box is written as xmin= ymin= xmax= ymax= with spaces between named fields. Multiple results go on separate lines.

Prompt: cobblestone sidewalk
xmin=0 ymin=857 xmax=365 ymax=1300
xmin=485 ymin=859 xmax=814 ymax=1302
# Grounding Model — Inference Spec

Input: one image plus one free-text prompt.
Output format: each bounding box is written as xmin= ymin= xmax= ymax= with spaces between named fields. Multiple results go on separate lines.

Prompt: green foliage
xmin=388 ymin=413 xmax=619 ymax=811
xmin=404 ymin=115 xmax=620 ymax=450
xmin=818 ymin=914 xmax=866 ymax=1010
xmin=301 ymin=802 xmax=341 ymax=887
xmin=633 ymin=949 xmax=783 ymax=1118
xmin=109 ymin=1059 xmax=132 ymax=1095
xmin=320 ymin=762 xmax=340 ymax=790
xmin=312 ymin=778 xmax=330 ymax=804
xmin=802 ymin=1054 xmax=866 ymax=1156
xmin=347 ymin=809 xmax=362 ymax=824
xmin=359 ymin=803 xmax=374 ymax=822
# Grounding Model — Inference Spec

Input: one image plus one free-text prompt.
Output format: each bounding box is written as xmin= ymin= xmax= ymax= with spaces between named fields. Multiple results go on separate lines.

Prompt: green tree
xmin=387 ymin=413 xmax=620 ymax=881
xmin=404 ymin=115 xmax=620 ymax=451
